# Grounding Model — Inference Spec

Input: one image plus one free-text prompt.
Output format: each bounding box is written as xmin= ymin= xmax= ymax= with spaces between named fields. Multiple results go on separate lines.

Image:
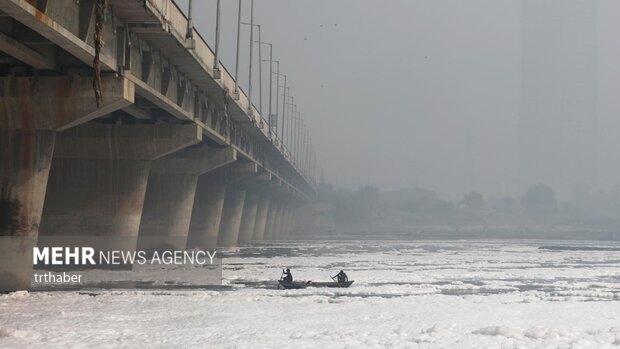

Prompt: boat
xmin=278 ymin=280 xmax=354 ymax=289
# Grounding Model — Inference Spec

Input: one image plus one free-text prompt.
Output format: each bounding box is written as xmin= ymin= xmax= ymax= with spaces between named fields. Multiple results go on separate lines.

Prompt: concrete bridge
xmin=0 ymin=0 xmax=318 ymax=291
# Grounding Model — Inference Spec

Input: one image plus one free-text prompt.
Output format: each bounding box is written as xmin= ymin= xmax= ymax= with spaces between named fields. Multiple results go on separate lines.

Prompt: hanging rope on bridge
xmin=93 ymin=0 xmax=107 ymax=108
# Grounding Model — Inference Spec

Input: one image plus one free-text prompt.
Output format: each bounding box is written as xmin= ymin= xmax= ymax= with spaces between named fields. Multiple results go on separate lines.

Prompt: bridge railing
xmin=150 ymin=1 xmax=270 ymax=134
xmin=146 ymin=0 xmax=315 ymax=191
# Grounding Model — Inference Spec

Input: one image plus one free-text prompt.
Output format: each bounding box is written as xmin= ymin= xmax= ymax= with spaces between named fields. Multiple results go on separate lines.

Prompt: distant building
xmin=519 ymin=0 xmax=597 ymax=199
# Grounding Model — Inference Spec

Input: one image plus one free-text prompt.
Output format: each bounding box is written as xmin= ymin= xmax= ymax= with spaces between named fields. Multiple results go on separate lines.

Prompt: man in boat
xmin=281 ymin=268 xmax=293 ymax=282
xmin=334 ymin=270 xmax=348 ymax=283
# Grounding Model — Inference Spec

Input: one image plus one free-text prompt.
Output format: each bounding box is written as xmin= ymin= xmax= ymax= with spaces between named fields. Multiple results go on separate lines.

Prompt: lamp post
xmin=289 ymin=96 xmax=295 ymax=153
xmin=283 ymin=86 xmax=289 ymax=145
xmin=186 ymin=0 xmax=193 ymax=39
xmin=301 ymin=115 xmax=305 ymax=171
xmin=266 ymin=60 xmax=280 ymax=133
xmin=282 ymin=85 xmax=290 ymax=148
xmin=213 ymin=0 xmax=221 ymax=78
xmin=305 ymin=126 xmax=309 ymax=175
xmin=302 ymin=121 xmax=307 ymax=173
xmin=283 ymin=90 xmax=291 ymax=151
xmin=303 ymin=121 xmax=306 ymax=173
xmin=233 ymin=0 xmax=242 ymax=98
xmin=258 ymin=42 xmax=273 ymax=123
xmin=242 ymin=21 xmax=262 ymax=116
xmin=297 ymin=110 xmax=302 ymax=167
xmin=247 ymin=0 xmax=254 ymax=112
xmin=292 ymin=105 xmax=298 ymax=163
xmin=297 ymin=111 xmax=302 ymax=168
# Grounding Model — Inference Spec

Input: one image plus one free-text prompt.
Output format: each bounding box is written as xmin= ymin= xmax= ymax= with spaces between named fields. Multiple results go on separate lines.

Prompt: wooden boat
xmin=278 ymin=280 xmax=354 ymax=289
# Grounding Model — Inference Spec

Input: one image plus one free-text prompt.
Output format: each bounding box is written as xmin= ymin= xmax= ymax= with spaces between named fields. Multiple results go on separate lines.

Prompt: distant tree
xmin=329 ymin=185 xmax=380 ymax=223
xmin=521 ymin=184 xmax=557 ymax=220
xmin=501 ymin=197 xmax=517 ymax=212
xmin=461 ymin=192 xmax=484 ymax=210
xmin=355 ymin=185 xmax=380 ymax=204
xmin=317 ymin=182 xmax=336 ymax=203
xmin=433 ymin=200 xmax=457 ymax=216
xmin=383 ymin=188 xmax=440 ymax=213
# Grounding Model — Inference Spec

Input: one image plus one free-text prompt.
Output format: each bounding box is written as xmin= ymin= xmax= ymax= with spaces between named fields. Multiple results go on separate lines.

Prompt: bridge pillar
xmin=0 ymin=76 xmax=133 ymax=291
xmin=188 ymin=162 xmax=258 ymax=249
xmin=286 ymin=207 xmax=298 ymax=236
xmin=288 ymin=208 xmax=299 ymax=236
xmin=186 ymin=172 xmax=227 ymax=250
xmin=237 ymin=194 xmax=259 ymax=243
xmin=276 ymin=206 xmax=292 ymax=239
xmin=287 ymin=206 xmax=300 ymax=237
xmin=278 ymin=204 xmax=291 ymax=237
xmin=39 ymin=123 xmax=200 ymax=259
xmin=283 ymin=205 xmax=296 ymax=238
xmin=233 ymin=171 xmax=272 ymax=244
xmin=217 ymin=188 xmax=246 ymax=247
xmin=272 ymin=203 xmax=285 ymax=239
xmin=264 ymin=201 xmax=279 ymax=240
xmin=252 ymin=197 xmax=270 ymax=241
xmin=0 ymin=130 xmax=54 ymax=291
xmin=137 ymin=146 xmax=236 ymax=253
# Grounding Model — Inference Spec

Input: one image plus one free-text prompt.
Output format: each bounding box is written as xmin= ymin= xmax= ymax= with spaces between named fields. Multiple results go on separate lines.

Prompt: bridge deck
xmin=0 ymin=0 xmax=314 ymax=197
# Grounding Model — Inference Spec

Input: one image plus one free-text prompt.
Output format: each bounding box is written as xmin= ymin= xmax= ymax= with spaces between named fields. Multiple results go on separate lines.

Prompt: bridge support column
xmin=137 ymin=146 xmax=236 ymax=252
xmin=0 ymin=130 xmax=54 ymax=291
xmin=188 ymin=162 xmax=258 ymax=249
xmin=137 ymin=172 xmax=196 ymax=252
xmin=278 ymin=206 xmax=293 ymax=239
xmin=186 ymin=172 xmax=226 ymax=250
xmin=264 ymin=201 xmax=279 ymax=240
xmin=237 ymin=194 xmax=259 ymax=243
xmin=217 ymin=188 xmax=246 ymax=247
xmin=39 ymin=123 xmax=200 ymax=259
xmin=288 ymin=208 xmax=299 ymax=236
xmin=288 ymin=209 xmax=299 ymax=236
xmin=272 ymin=203 xmax=285 ymax=239
xmin=0 ymin=76 xmax=133 ymax=291
xmin=252 ymin=197 xmax=270 ymax=241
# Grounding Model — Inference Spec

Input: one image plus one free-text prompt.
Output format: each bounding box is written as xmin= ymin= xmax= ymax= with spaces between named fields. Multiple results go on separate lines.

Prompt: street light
xmin=242 ymin=21 xmax=262 ymax=116
xmin=257 ymin=42 xmax=273 ymax=123
xmin=288 ymin=96 xmax=295 ymax=153
xmin=186 ymin=0 xmax=194 ymax=39
xmin=265 ymin=59 xmax=279 ymax=132
xmin=233 ymin=1 xmax=259 ymax=112
xmin=247 ymin=0 xmax=254 ymax=113
xmin=290 ymin=97 xmax=295 ymax=155
xmin=303 ymin=120 xmax=307 ymax=173
xmin=278 ymin=78 xmax=289 ymax=145
xmin=301 ymin=120 xmax=306 ymax=173
xmin=213 ymin=0 xmax=221 ymax=79
xmin=295 ymin=112 xmax=301 ymax=165
xmin=233 ymin=0 xmax=242 ymax=99
xmin=296 ymin=110 xmax=302 ymax=166
xmin=273 ymin=68 xmax=286 ymax=139
xmin=296 ymin=111 xmax=302 ymax=167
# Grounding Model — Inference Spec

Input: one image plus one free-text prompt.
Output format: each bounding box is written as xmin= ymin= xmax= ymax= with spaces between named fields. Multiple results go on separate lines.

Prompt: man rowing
xmin=281 ymin=268 xmax=293 ymax=282
xmin=333 ymin=270 xmax=348 ymax=283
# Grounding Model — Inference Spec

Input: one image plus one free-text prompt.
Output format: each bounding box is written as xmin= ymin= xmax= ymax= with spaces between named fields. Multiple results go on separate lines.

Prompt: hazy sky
xmin=176 ymin=0 xmax=620 ymax=200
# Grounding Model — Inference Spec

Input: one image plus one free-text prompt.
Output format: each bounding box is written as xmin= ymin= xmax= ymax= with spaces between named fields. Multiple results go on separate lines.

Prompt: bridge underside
xmin=0 ymin=0 xmax=314 ymax=292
